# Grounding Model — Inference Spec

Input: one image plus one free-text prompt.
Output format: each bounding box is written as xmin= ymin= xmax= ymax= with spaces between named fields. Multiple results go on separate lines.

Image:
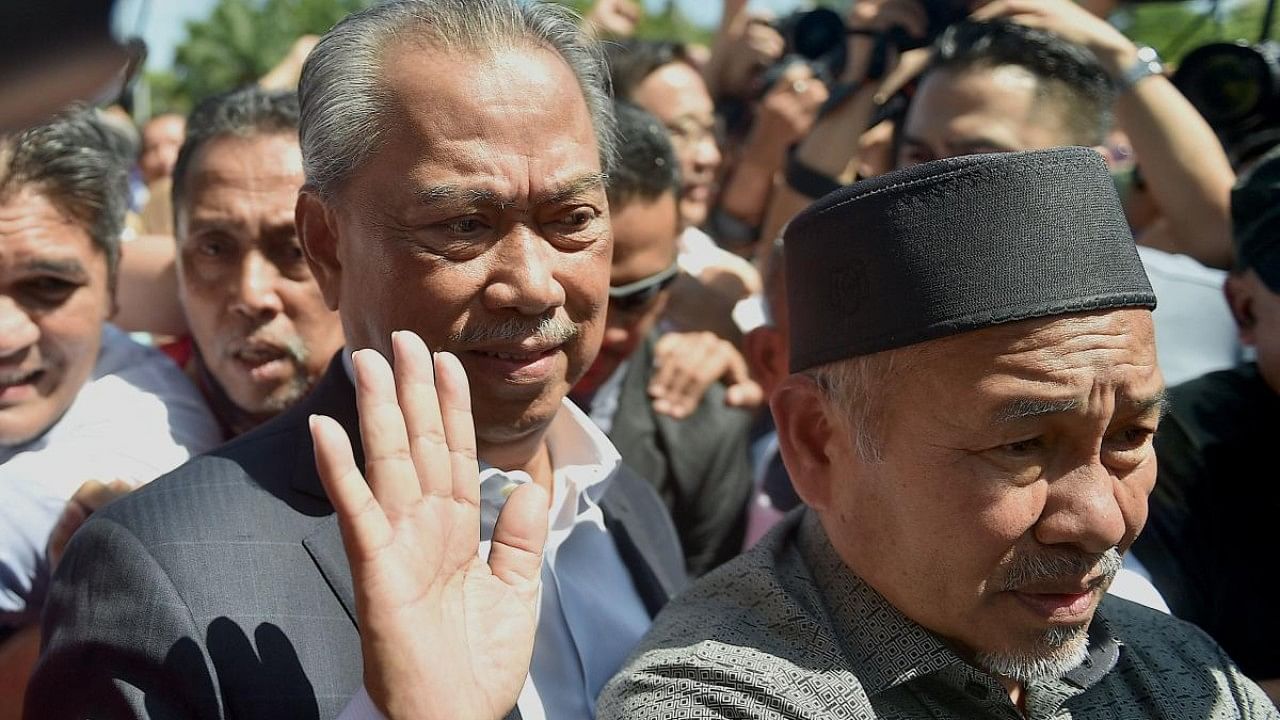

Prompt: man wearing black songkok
xmin=595 ymin=147 xmax=1277 ymax=719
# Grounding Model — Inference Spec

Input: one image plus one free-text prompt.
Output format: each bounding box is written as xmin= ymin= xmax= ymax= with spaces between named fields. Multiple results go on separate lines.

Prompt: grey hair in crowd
xmin=172 ymin=86 xmax=300 ymax=214
xmin=0 ymin=106 xmax=128 ymax=293
xmin=298 ymin=0 xmax=617 ymax=200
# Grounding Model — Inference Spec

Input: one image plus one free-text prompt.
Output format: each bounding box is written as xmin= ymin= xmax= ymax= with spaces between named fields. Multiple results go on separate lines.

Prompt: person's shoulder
xmin=1102 ymin=595 xmax=1243 ymax=672
xmin=1100 ymin=596 xmax=1277 ymax=716
xmin=600 ymin=516 xmax=868 ymax=717
xmin=1167 ymin=364 xmax=1269 ymax=442
xmin=92 ymin=407 xmax=323 ymax=545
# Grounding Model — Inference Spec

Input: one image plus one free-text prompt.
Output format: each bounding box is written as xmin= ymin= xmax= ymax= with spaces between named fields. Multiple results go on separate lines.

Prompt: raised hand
xmin=310 ymin=331 xmax=548 ymax=720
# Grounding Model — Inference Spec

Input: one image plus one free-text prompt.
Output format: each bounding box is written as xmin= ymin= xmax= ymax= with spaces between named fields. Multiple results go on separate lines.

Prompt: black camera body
xmin=764 ymin=0 xmax=971 ymax=90
xmin=1173 ymin=41 xmax=1280 ymax=166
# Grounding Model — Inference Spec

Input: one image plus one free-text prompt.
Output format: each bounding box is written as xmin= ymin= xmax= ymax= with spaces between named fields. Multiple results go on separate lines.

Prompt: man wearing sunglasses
xmin=571 ymin=102 xmax=753 ymax=578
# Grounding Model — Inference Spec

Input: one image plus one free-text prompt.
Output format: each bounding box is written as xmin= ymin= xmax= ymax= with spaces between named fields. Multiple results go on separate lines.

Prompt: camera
xmin=762 ymin=0 xmax=972 ymax=90
xmin=1173 ymin=41 xmax=1280 ymax=166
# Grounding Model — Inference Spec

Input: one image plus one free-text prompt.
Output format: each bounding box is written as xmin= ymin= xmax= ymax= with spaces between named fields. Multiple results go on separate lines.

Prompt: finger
xmin=47 ymin=501 xmax=91 ymax=569
xmin=488 ymin=482 xmax=549 ymax=595
xmin=353 ymin=348 xmax=422 ymax=511
xmin=391 ymin=331 xmax=452 ymax=499
xmin=311 ymin=413 xmax=394 ymax=559
xmin=434 ymin=351 xmax=481 ymax=507
xmin=969 ymin=0 xmax=1014 ymax=21
xmin=68 ymin=479 xmax=131 ymax=513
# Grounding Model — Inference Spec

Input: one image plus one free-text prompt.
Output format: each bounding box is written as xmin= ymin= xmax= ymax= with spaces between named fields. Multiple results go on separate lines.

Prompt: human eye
xmin=21 ymin=276 xmax=81 ymax=307
xmin=441 ymin=215 xmax=489 ymax=238
xmin=557 ymin=206 xmax=599 ymax=232
xmin=997 ymin=436 xmax=1046 ymax=457
xmin=1103 ymin=425 xmax=1157 ymax=468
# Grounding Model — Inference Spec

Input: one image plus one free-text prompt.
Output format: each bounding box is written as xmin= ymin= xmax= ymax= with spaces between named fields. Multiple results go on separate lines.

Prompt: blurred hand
xmin=650 ymin=331 xmax=763 ymax=419
xmin=258 ymin=34 xmax=320 ymax=91
xmin=47 ymin=479 xmax=132 ymax=571
xmin=311 ymin=332 xmax=548 ymax=720
xmin=747 ymin=63 xmax=829 ymax=161
xmin=585 ymin=0 xmax=641 ymax=39
xmin=716 ymin=13 xmax=786 ymax=98
xmin=843 ymin=0 xmax=929 ymax=83
xmin=970 ymin=0 xmax=1136 ymax=75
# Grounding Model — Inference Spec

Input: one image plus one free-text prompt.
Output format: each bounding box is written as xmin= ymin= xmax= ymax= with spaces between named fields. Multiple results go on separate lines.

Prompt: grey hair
xmin=805 ymin=348 xmax=912 ymax=463
xmin=298 ymin=0 xmax=617 ymax=200
xmin=0 ymin=106 xmax=128 ymax=294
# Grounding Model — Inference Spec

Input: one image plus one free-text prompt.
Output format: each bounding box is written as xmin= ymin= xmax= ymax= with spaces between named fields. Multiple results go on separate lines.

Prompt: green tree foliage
xmin=1114 ymin=0 xmax=1272 ymax=65
xmin=148 ymin=0 xmax=372 ymax=114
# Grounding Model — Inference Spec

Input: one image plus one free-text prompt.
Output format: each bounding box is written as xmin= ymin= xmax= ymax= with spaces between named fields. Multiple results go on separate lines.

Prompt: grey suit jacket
xmin=608 ymin=333 xmax=753 ymax=577
xmin=26 ymin=356 xmax=687 ymax=720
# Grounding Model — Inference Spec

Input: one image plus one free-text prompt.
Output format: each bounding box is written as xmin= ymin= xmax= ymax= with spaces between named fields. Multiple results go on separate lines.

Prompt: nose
xmin=1033 ymin=457 xmax=1129 ymax=555
xmin=693 ymin=133 xmax=721 ymax=173
xmin=230 ymin=251 xmax=284 ymax=322
xmin=0 ymin=296 xmax=39 ymax=359
xmin=484 ymin=227 xmax=566 ymax=315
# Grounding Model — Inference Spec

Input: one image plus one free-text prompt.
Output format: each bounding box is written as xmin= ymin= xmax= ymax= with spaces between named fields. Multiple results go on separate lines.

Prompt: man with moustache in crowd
xmin=27 ymin=3 xmax=685 ymax=719
xmin=168 ymin=86 xmax=344 ymax=438
xmin=596 ymin=148 xmax=1275 ymax=718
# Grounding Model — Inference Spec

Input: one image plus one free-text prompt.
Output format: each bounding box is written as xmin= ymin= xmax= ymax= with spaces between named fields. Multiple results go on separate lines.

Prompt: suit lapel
xmin=290 ymin=356 xmax=365 ymax=627
xmin=601 ymin=465 xmax=686 ymax=617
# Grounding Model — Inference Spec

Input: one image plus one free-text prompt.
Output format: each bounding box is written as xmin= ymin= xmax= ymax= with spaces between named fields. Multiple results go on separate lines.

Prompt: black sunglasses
xmin=609 ymin=263 xmax=680 ymax=313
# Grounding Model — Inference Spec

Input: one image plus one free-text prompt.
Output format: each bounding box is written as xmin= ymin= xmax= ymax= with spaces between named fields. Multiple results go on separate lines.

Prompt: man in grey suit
xmin=26 ymin=2 xmax=686 ymax=719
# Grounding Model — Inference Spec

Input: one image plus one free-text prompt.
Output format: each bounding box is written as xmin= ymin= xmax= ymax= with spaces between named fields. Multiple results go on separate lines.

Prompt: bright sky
xmin=115 ymin=0 xmax=815 ymax=71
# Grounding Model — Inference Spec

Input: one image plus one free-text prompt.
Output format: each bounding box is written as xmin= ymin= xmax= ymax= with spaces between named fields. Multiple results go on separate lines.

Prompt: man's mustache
xmin=448 ymin=314 xmax=579 ymax=347
xmin=999 ymin=546 xmax=1124 ymax=592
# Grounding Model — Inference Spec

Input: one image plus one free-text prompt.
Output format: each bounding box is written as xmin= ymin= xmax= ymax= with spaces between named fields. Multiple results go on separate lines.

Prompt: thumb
xmin=488 ymin=482 xmax=549 ymax=590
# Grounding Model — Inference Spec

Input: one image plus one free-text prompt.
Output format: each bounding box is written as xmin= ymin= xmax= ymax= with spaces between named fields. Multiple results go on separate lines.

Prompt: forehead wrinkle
xmin=416 ymin=172 xmax=606 ymax=212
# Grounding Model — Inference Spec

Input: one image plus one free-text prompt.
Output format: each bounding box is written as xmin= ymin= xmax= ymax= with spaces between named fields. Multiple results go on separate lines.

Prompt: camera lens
xmin=790 ymin=8 xmax=846 ymax=61
xmin=1174 ymin=42 xmax=1280 ymax=129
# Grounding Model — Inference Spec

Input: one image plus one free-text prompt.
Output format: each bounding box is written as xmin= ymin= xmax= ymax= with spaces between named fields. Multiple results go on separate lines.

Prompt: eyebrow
xmin=993 ymin=390 xmax=1170 ymax=424
xmin=416 ymin=172 xmax=607 ymax=212
xmin=1127 ymin=390 xmax=1169 ymax=419
xmin=23 ymin=258 xmax=88 ymax=279
xmin=994 ymin=397 xmax=1084 ymax=424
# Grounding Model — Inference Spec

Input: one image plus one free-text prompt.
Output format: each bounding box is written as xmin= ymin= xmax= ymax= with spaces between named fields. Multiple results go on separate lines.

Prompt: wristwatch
xmin=1118 ymin=46 xmax=1163 ymax=91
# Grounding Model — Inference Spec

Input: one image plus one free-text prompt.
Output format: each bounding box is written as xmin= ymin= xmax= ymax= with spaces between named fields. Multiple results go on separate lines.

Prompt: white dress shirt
xmin=0 ymin=325 xmax=221 ymax=628
xmin=338 ymin=386 xmax=651 ymax=720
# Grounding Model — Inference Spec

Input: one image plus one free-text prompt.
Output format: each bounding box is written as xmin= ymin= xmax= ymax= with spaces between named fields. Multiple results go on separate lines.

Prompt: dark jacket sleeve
xmin=656 ymin=384 xmax=754 ymax=578
xmin=25 ymin=515 xmax=222 ymax=720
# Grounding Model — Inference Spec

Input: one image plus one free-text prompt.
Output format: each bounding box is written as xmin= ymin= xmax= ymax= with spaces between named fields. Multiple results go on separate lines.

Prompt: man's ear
xmin=770 ymin=373 xmax=840 ymax=510
xmin=297 ymin=189 xmax=342 ymax=311
xmin=1225 ymin=272 xmax=1257 ymax=346
xmin=743 ymin=326 xmax=786 ymax=399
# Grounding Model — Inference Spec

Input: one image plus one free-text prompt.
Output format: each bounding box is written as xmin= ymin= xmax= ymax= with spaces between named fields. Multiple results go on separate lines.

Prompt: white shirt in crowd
xmin=0 ymin=324 xmax=221 ymax=628
xmin=338 ymin=372 xmax=651 ymax=720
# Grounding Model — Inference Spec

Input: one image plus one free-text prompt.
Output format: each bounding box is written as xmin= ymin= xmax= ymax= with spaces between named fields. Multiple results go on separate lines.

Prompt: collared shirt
xmin=0 ymin=325 xmax=221 ymax=629
xmin=1137 ymin=246 xmax=1243 ymax=386
xmin=599 ymin=509 xmax=1276 ymax=720
xmin=339 ymin=359 xmax=651 ymax=720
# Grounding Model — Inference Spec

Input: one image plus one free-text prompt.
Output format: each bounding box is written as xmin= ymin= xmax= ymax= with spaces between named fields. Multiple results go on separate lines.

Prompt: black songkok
xmin=785 ymin=147 xmax=1156 ymax=372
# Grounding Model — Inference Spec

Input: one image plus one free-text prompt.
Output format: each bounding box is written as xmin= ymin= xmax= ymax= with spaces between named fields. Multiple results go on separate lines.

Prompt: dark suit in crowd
xmin=26 ymin=356 xmax=687 ymax=720
xmin=607 ymin=333 xmax=754 ymax=577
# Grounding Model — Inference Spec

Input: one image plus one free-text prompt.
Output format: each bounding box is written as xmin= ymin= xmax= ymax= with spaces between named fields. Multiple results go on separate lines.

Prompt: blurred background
xmin=116 ymin=0 xmax=1277 ymax=118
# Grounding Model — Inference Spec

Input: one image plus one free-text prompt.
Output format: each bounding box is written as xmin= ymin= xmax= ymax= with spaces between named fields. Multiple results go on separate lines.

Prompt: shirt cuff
xmin=337 ymin=687 xmax=387 ymax=720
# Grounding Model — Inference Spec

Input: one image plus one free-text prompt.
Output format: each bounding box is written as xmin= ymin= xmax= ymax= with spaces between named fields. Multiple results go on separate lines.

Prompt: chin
xmin=973 ymin=624 xmax=1091 ymax=683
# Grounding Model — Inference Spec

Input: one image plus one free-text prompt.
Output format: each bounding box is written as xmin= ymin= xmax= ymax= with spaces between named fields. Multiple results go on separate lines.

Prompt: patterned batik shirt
xmin=597 ymin=509 xmax=1277 ymax=720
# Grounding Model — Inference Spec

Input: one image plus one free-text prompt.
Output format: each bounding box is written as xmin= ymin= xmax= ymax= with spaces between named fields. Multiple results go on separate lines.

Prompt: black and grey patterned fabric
xmin=598 ymin=510 xmax=1278 ymax=720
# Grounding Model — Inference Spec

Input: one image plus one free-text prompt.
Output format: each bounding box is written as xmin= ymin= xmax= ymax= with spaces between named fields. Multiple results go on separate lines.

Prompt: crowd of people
xmin=1 ymin=0 xmax=1277 ymax=717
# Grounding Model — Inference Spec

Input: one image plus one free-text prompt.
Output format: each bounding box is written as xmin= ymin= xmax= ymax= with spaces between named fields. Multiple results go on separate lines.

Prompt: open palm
xmin=310 ymin=331 xmax=548 ymax=720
